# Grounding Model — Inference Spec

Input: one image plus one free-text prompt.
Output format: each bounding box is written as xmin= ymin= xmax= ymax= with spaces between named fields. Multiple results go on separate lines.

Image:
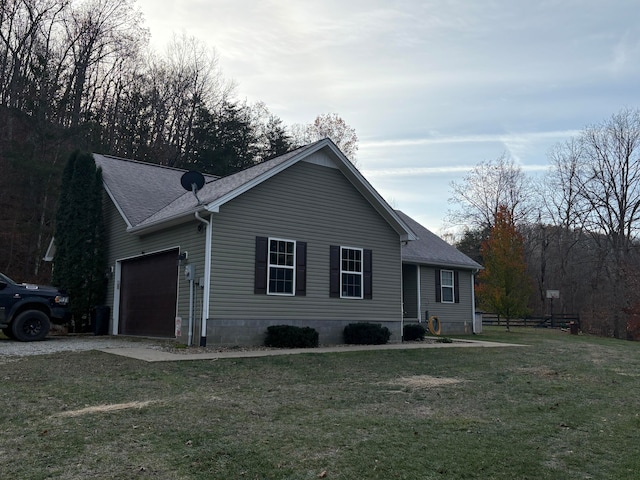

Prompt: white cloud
xmin=361 ymin=130 xmax=581 ymax=150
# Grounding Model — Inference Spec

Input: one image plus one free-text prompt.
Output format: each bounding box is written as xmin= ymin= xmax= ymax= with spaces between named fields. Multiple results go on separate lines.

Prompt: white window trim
xmin=441 ymin=269 xmax=455 ymax=303
xmin=340 ymin=246 xmax=364 ymax=299
xmin=267 ymin=237 xmax=296 ymax=296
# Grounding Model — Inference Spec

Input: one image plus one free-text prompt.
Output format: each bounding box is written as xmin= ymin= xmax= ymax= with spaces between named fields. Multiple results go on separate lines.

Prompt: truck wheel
xmin=12 ymin=310 xmax=50 ymax=342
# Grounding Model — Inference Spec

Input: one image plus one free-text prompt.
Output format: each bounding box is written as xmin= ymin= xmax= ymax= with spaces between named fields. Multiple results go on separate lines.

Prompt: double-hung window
xmin=330 ymin=245 xmax=372 ymax=299
xmin=440 ymin=269 xmax=455 ymax=303
xmin=255 ymin=236 xmax=306 ymax=296
xmin=341 ymin=247 xmax=363 ymax=299
xmin=268 ymin=238 xmax=296 ymax=295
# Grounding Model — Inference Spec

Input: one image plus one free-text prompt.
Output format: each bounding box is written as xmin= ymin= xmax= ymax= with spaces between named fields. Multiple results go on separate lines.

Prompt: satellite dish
xmin=181 ymin=170 xmax=205 ymax=192
xmin=181 ymin=170 xmax=205 ymax=204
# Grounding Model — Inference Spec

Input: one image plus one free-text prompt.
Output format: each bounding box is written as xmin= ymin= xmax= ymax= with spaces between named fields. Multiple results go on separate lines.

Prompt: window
xmin=341 ymin=247 xmax=363 ymax=298
xmin=268 ymin=239 xmax=295 ymax=295
xmin=330 ymin=246 xmax=372 ymax=299
xmin=441 ymin=270 xmax=454 ymax=303
xmin=435 ymin=269 xmax=459 ymax=303
xmin=254 ymin=237 xmax=306 ymax=296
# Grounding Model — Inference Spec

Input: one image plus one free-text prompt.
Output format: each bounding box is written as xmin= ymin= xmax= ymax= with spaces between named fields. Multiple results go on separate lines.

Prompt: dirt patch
xmin=56 ymin=400 xmax=157 ymax=418
xmin=389 ymin=375 xmax=462 ymax=389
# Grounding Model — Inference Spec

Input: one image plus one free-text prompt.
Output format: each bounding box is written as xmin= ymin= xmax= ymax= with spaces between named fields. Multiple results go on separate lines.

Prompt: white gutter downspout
xmin=195 ymin=211 xmax=212 ymax=346
xmin=416 ymin=264 xmax=421 ymax=323
xmin=400 ymin=242 xmax=404 ymax=342
xmin=471 ymin=269 xmax=478 ymax=334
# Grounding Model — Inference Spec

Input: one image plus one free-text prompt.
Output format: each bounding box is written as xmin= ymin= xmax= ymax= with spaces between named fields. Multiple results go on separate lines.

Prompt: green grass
xmin=1 ymin=327 xmax=640 ymax=479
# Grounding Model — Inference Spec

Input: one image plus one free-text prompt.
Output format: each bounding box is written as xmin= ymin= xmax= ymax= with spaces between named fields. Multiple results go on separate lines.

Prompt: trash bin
xmin=569 ymin=321 xmax=579 ymax=335
xmin=93 ymin=305 xmax=110 ymax=336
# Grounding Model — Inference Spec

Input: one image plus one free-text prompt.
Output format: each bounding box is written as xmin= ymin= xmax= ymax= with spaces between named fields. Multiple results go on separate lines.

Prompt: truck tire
xmin=11 ymin=310 xmax=50 ymax=342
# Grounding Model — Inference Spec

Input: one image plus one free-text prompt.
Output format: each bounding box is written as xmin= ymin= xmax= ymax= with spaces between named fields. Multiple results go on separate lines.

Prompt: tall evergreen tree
xmin=53 ymin=151 xmax=106 ymax=329
xmin=477 ymin=206 xmax=531 ymax=330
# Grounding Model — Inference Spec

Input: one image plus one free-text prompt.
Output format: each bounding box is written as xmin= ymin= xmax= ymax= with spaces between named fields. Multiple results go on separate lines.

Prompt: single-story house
xmin=93 ymin=139 xmax=480 ymax=345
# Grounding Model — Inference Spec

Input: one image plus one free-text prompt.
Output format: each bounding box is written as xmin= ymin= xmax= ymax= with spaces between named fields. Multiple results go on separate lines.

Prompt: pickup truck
xmin=0 ymin=272 xmax=70 ymax=341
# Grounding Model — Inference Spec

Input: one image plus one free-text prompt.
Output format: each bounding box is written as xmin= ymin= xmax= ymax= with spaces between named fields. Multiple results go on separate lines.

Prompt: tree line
xmin=0 ymin=0 xmax=357 ymax=283
xmin=450 ymin=107 xmax=640 ymax=339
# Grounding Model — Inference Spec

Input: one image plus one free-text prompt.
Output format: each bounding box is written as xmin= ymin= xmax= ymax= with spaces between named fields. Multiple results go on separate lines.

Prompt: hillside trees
xmin=0 ymin=0 xmax=338 ymax=284
xmin=543 ymin=108 xmax=640 ymax=337
xmin=450 ymin=107 xmax=640 ymax=339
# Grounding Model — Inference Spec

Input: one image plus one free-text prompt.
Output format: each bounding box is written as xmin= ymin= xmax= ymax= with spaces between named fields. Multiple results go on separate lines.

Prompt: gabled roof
xmin=93 ymin=154 xmax=218 ymax=228
xmin=397 ymin=210 xmax=482 ymax=271
xmin=95 ymin=139 xmax=417 ymax=241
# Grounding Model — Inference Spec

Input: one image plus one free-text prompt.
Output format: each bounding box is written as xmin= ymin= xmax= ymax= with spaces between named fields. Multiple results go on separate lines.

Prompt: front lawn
xmin=1 ymin=327 xmax=639 ymax=479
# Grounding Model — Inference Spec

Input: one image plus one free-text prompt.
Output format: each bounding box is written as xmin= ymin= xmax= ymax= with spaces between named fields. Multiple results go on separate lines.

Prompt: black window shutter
xmin=435 ymin=269 xmax=441 ymax=303
xmin=254 ymin=236 xmax=268 ymax=294
xmin=363 ymin=249 xmax=373 ymax=299
xmin=295 ymin=242 xmax=307 ymax=296
xmin=329 ymin=245 xmax=340 ymax=297
xmin=454 ymin=271 xmax=460 ymax=303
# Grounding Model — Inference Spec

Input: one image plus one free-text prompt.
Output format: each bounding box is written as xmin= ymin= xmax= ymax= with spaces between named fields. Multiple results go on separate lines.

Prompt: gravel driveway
xmin=0 ymin=335 xmax=165 ymax=358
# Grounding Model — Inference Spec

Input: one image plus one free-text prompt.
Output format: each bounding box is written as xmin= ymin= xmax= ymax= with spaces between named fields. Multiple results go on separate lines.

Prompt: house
xmin=94 ymin=139 xmax=479 ymax=346
xmin=398 ymin=211 xmax=482 ymax=334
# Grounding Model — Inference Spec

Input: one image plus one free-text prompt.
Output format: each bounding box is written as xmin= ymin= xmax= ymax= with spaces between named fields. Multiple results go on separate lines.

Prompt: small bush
xmin=403 ymin=323 xmax=426 ymax=341
xmin=436 ymin=337 xmax=453 ymax=343
xmin=343 ymin=322 xmax=391 ymax=345
xmin=264 ymin=325 xmax=319 ymax=348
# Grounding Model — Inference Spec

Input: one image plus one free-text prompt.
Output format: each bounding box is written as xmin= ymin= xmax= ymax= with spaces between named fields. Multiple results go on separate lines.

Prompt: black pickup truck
xmin=0 ymin=272 xmax=70 ymax=341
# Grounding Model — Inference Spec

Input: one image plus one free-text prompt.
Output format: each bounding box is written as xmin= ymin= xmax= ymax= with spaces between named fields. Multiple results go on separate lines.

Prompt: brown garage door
xmin=119 ymin=249 xmax=178 ymax=337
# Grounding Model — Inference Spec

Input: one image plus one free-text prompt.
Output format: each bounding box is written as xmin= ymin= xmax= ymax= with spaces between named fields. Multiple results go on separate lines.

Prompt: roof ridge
xmin=94 ymin=153 xmax=220 ymax=180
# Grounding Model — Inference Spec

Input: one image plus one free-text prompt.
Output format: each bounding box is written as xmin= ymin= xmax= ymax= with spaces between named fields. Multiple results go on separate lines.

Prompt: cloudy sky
xmin=136 ymin=0 xmax=640 ymax=234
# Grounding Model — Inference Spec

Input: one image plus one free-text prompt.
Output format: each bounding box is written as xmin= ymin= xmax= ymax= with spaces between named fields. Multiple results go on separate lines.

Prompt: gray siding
xmin=103 ymin=195 xmax=206 ymax=341
xmin=419 ymin=265 xmax=474 ymax=335
xmin=208 ymin=156 xmax=403 ymax=345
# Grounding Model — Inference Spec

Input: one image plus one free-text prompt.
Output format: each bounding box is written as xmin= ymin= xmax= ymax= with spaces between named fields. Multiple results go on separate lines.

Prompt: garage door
xmin=119 ymin=249 xmax=178 ymax=337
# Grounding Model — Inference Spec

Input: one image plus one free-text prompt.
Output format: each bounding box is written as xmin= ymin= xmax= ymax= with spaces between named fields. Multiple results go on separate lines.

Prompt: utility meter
xmin=184 ymin=264 xmax=196 ymax=281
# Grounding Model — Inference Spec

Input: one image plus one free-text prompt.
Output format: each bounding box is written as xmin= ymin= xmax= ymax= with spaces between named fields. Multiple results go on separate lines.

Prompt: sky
xmin=135 ymin=0 xmax=640 ymax=235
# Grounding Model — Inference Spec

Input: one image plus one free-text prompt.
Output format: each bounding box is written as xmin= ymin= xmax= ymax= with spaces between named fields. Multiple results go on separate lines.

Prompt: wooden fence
xmin=481 ymin=313 xmax=580 ymax=329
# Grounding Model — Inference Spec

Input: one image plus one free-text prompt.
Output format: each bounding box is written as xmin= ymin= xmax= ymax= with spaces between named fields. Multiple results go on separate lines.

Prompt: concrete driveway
xmin=0 ymin=334 xmax=525 ymax=362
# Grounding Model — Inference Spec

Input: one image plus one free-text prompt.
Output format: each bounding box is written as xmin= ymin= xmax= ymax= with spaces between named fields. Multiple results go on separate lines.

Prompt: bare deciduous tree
xmin=448 ymin=152 xmax=534 ymax=231
xmin=291 ymin=113 xmax=359 ymax=163
xmin=542 ymin=108 xmax=640 ymax=337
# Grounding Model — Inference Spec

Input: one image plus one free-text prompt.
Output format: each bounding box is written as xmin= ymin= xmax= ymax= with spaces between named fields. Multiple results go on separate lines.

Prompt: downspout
xmin=400 ymin=241 xmax=405 ymax=342
xmin=471 ymin=269 xmax=478 ymax=334
xmin=416 ymin=264 xmax=421 ymax=323
xmin=195 ymin=211 xmax=212 ymax=346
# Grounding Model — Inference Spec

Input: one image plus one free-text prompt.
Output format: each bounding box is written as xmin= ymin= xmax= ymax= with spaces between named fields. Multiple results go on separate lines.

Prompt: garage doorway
xmin=119 ymin=249 xmax=178 ymax=337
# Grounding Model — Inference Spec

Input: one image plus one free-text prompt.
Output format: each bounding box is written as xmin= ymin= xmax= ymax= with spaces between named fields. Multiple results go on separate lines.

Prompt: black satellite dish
xmin=181 ymin=170 xmax=205 ymax=204
xmin=181 ymin=170 xmax=205 ymax=192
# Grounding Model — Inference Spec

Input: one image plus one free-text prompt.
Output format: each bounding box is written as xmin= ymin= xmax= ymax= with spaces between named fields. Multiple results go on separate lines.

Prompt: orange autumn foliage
xmin=477 ymin=206 xmax=531 ymax=327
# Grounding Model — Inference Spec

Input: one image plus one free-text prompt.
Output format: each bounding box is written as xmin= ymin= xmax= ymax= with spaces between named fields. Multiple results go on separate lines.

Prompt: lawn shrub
xmin=264 ymin=325 xmax=319 ymax=348
xmin=403 ymin=323 xmax=426 ymax=341
xmin=343 ymin=322 xmax=391 ymax=345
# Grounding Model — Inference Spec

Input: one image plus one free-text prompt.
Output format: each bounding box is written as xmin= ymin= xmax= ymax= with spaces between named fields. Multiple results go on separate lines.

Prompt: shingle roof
xmin=397 ymin=210 xmax=482 ymax=270
xmin=93 ymin=154 xmax=218 ymax=227
xmin=133 ymin=142 xmax=320 ymax=230
xmin=93 ymin=140 xmax=414 ymax=241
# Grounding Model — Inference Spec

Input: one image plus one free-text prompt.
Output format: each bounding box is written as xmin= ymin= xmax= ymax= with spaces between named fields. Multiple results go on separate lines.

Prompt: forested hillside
xmin=451 ymin=108 xmax=640 ymax=339
xmin=0 ymin=0 xmax=358 ymax=283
